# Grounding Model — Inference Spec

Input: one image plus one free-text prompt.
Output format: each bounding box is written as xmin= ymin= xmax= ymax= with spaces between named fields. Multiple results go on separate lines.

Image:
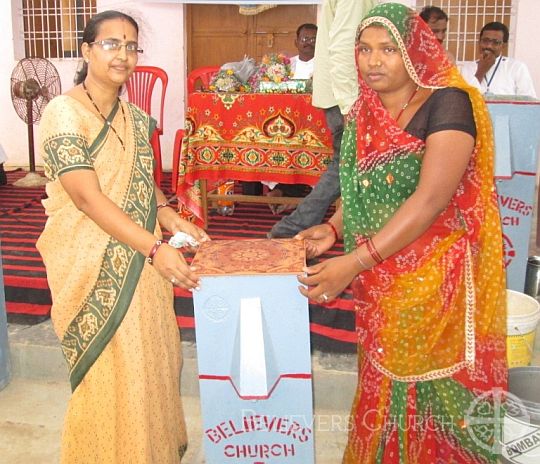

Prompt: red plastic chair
xmin=174 ymin=68 xmax=218 ymax=191
xmin=187 ymin=66 xmax=220 ymax=93
xmin=171 ymin=128 xmax=184 ymax=191
xmin=126 ymin=66 xmax=168 ymax=187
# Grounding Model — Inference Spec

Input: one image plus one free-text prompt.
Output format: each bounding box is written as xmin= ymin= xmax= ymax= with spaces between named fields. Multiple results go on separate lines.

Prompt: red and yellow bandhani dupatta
xmin=340 ymin=3 xmax=506 ymax=463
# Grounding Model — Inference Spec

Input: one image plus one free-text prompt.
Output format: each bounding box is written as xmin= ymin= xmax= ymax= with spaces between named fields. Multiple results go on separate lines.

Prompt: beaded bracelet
xmin=157 ymin=202 xmax=175 ymax=212
xmin=366 ymin=237 xmax=383 ymax=264
xmin=146 ymin=240 xmax=163 ymax=265
xmin=326 ymin=221 xmax=339 ymax=242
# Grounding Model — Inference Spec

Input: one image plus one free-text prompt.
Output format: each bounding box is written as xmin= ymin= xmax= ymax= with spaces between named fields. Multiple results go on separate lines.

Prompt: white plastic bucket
xmin=506 ymin=290 xmax=540 ymax=368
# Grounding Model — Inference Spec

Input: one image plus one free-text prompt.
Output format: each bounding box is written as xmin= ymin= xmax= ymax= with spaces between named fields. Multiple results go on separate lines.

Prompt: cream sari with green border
xmin=37 ymin=95 xmax=187 ymax=462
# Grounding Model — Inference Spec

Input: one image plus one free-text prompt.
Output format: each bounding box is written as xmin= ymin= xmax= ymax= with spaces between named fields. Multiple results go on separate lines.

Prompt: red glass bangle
xmin=146 ymin=240 xmax=163 ymax=265
xmin=326 ymin=221 xmax=339 ymax=242
xmin=366 ymin=238 xmax=383 ymax=264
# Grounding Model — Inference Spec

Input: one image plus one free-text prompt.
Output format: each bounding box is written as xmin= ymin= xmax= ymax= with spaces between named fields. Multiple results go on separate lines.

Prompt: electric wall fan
xmin=10 ymin=57 xmax=61 ymax=186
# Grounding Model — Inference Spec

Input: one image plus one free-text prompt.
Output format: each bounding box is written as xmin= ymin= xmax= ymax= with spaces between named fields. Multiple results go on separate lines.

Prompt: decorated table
xmin=176 ymin=91 xmax=333 ymax=226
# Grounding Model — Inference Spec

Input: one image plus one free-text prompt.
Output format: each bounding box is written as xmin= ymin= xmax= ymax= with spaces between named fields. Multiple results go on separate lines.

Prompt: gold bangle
xmin=355 ymin=248 xmax=370 ymax=270
xmin=157 ymin=202 xmax=175 ymax=211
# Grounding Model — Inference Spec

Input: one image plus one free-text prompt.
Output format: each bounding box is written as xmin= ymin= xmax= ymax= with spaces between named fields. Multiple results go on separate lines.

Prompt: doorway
xmin=185 ymin=4 xmax=317 ymax=72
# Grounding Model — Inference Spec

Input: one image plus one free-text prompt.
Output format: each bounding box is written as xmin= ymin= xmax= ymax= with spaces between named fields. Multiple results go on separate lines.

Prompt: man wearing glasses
xmin=290 ymin=23 xmax=317 ymax=79
xmin=262 ymin=23 xmax=318 ymax=211
xmin=460 ymin=22 xmax=536 ymax=98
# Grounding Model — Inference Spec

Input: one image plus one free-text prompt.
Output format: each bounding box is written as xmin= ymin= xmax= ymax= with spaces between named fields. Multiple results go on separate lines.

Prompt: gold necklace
xmin=82 ymin=81 xmax=126 ymax=150
xmin=395 ymin=85 xmax=420 ymax=123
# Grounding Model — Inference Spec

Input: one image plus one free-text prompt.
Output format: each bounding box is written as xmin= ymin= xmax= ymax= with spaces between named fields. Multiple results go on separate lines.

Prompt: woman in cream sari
xmin=37 ymin=11 xmax=208 ymax=463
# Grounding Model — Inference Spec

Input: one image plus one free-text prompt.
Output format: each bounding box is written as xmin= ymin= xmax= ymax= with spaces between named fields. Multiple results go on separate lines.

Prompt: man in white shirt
xmin=263 ymin=23 xmax=318 ymax=208
xmin=245 ymin=23 xmax=318 ymax=198
xmin=290 ymin=23 xmax=317 ymax=79
xmin=460 ymin=22 xmax=536 ymax=98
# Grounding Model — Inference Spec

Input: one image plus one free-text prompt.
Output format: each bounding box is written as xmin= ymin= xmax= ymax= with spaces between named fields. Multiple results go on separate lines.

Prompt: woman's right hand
xmin=152 ymin=243 xmax=200 ymax=290
xmin=296 ymin=223 xmax=336 ymax=259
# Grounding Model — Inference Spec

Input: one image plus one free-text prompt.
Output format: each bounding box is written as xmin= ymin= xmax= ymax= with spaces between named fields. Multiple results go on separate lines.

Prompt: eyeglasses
xmin=299 ymin=37 xmax=316 ymax=44
xmin=479 ymin=37 xmax=503 ymax=46
xmin=89 ymin=39 xmax=143 ymax=54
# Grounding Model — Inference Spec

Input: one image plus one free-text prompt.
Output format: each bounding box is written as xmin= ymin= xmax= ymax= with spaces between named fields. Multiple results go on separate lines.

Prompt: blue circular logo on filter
xmin=202 ymin=295 xmax=230 ymax=322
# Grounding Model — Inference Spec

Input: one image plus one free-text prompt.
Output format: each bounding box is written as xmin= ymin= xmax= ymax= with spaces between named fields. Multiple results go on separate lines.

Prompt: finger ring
xmin=322 ymin=293 xmax=329 ymax=302
xmin=170 ymin=277 xmax=177 ymax=285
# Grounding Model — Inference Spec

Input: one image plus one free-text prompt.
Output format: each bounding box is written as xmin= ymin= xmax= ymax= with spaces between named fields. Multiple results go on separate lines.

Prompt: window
xmin=22 ymin=0 xmax=96 ymax=59
xmin=415 ymin=0 xmax=515 ymax=62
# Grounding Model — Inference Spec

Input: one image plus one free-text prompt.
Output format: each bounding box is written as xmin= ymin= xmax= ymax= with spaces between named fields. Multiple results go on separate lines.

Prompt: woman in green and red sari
xmin=298 ymin=3 xmax=506 ymax=462
xmin=37 ymin=11 xmax=208 ymax=463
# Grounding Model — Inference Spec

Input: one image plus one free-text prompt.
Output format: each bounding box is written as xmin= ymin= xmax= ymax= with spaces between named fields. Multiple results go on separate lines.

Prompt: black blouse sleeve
xmin=406 ymin=87 xmax=477 ymax=142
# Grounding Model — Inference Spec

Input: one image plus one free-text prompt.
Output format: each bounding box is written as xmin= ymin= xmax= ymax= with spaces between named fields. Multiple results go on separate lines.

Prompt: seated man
xmin=290 ymin=23 xmax=317 ymax=79
xmin=419 ymin=5 xmax=455 ymax=62
xmin=459 ymin=21 xmax=536 ymax=98
xmin=268 ymin=0 xmax=373 ymax=236
xmin=263 ymin=23 xmax=318 ymax=212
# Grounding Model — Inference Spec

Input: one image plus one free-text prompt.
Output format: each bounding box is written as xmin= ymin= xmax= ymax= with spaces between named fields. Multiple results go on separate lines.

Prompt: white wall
xmin=513 ymin=0 xmax=540 ymax=95
xmin=1 ymin=1 xmax=538 ymax=169
xmin=2 ymin=2 xmax=102 ymax=167
xmin=1 ymin=1 xmax=26 ymax=166
xmin=98 ymin=0 xmax=186 ymax=170
xmin=1 ymin=0 xmax=186 ymax=170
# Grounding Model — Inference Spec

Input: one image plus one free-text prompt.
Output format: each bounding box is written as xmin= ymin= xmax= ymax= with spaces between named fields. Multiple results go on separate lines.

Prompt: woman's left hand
xmin=158 ymin=207 xmax=210 ymax=250
xmin=297 ymin=253 xmax=358 ymax=303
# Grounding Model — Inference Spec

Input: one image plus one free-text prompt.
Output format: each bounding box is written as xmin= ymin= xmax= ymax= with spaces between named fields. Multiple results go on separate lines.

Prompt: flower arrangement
xmin=260 ymin=53 xmax=292 ymax=83
xmin=208 ymin=69 xmax=251 ymax=93
xmin=207 ymin=54 xmax=308 ymax=94
xmin=248 ymin=53 xmax=292 ymax=89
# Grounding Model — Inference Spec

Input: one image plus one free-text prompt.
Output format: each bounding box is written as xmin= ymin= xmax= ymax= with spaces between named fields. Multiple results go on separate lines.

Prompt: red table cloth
xmin=176 ymin=92 xmax=333 ymax=224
